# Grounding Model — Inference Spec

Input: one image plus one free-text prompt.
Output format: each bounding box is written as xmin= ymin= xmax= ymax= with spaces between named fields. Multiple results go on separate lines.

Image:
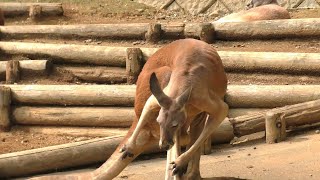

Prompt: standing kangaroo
xmin=216 ymin=0 xmax=290 ymax=22
xmin=30 ymin=39 xmax=228 ymax=180
xmin=0 ymin=8 xmax=4 ymax=26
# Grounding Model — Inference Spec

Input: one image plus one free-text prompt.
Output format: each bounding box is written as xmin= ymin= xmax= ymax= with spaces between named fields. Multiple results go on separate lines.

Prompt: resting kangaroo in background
xmin=0 ymin=8 xmax=4 ymax=26
xmin=216 ymin=0 xmax=290 ymax=22
xmin=30 ymin=39 xmax=228 ymax=180
xmin=247 ymin=0 xmax=279 ymax=9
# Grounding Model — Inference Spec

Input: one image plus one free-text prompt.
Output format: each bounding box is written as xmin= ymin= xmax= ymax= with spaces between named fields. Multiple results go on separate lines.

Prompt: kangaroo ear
xmin=176 ymin=87 xmax=192 ymax=107
xmin=150 ymin=73 xmax=172 ymax=108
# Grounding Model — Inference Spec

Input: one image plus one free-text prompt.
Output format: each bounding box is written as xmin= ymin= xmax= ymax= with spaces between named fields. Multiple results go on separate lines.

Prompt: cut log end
xmin=265 ymin=112 xmax=286 ymax=144
xmin=0 ymin=86 xmax=11 ymax=132
xmin=126 ymin=48 xmax=143 ymax=84
xmin=145 ymin=23 xmax=161 ymax=43
xmin=6 ymin=60 xmax=20 ymax=84
xmin=29 ymin=5 xmax=42 ymax=20
xmin=199 ymin=23 xmax=215 ymax=43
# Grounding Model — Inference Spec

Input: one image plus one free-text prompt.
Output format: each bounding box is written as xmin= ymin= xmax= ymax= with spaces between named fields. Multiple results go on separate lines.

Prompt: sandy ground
xmin=26 ymin=129 xmax=320 ymax=180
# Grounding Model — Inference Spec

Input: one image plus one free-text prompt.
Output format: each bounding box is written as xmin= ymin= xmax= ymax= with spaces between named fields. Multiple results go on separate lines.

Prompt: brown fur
xmin=0 ymin=8 xmax=4 ymax=26
xmin=216 ymin=4 xmax=290 ymax=22
xmin=94 ymin=39 xmax=228 ymax=179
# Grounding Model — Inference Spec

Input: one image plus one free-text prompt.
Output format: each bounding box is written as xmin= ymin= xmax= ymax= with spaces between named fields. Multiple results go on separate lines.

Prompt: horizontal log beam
xmin=0 ymin=136 xmax=124 ymax=178
xmin=5 ymin=85 xmax=136 ymax=106
xmin=0 ymin=3 xmax=63 ymax=17
xmin=2 ymin=85 xmax=320 ymax=108
xmin=226 ymin=85 xmax=320 ymax=108
xmin=0 ymin=42 xmax=127 ymax=66
xmin=1 ymin=42 xmax=319 ymax=74
xmin=56 ymin=66 xmax=127 ymax=84
xmin=213 ymin=18 xmax=320 ymax=40
xmin=0 ymin=24 xmax=149 ymax=39
xmin=12 ymin=126 xmax=128 ymax=137
xmin=13 ymin=106 xmax=135 ymax=127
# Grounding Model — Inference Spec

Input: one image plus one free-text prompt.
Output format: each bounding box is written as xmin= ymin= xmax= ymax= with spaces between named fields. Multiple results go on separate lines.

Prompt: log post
xmin=199 ymin=23 xmax=215 ymax=43
xmin=0 ymin=86 xmax=11 ymax=131
xmin=145 ymin=23 xmax=161 ymax=43
xmin=265 ymin=112 xmax=286 ymax=144
xmin=184 ymin=23 xmax=215 ymax=43
xmin=6 ymin=60 xmax=20 ymax=84
xmin=29 ymin=5 xmax=42 ymax=20
xmin=126 ymin=48 xmax=143 ymax=84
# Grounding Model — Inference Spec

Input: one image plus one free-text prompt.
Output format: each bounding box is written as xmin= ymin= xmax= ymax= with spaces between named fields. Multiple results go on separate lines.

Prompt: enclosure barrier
xmin=0 ymin=3 xmax=63 ymax=18
xmin=1 ymin=42 xmax=319 ymax=80
xmin=1 ymin=84 xmax=320 ymax=177
xmin=1 ymin=18 xmax=319 ymax=42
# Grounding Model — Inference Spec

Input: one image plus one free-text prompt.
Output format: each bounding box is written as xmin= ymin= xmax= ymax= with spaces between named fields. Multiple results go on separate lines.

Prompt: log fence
xmin=1 ymin=18 xmax=319 ymax=42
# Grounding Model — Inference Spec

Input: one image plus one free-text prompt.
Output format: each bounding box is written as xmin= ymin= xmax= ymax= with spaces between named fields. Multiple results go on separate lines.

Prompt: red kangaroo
xmin=109 ymin=38 xmax=227 ymax=179
xmin=30 ymin=39 xmax=228 ymax=180
xmin=0 ymin=8 xmax=4 ymax=26
xmin=216 ymin=1 xmax=290 ymax=22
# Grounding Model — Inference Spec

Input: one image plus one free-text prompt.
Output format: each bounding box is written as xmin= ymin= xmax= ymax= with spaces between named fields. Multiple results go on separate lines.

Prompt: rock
xmin=247 ymin=165 xmax=254 ymax=169
xmin=84 ymin=39 xmax=93 ymax=43
xmin=315 ymin=130 xmax=320 ymax=134
xmin=132 ymin=41 xmax=141 ymax=45
xmin=137 ymin=9 xmax=145 ymax=13
xmin=1 ymin=138 xmax=5 ymax=142
xmin=21 ymin=139 xmax=29 ymax=144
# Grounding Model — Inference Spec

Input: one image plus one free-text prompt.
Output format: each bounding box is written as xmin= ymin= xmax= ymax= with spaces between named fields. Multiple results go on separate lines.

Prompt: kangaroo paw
xmin=170 ymin=160 xmax=188 ymax=177
xmin=120 ymin=144 xmax=135 ymax=160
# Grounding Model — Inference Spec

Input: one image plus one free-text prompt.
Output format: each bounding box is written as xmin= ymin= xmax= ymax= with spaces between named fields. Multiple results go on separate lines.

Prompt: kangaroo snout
xmin=159 ymin=138 xmax=174 ymax=150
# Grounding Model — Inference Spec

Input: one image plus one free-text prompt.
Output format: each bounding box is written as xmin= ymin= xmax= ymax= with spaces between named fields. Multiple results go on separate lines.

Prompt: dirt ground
xmin=1 ymin=1 xmax=320 ymax=174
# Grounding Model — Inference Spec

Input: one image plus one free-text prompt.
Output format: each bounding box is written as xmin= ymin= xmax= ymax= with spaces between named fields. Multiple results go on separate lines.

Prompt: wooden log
xmin=230 ymin=98 xmax=320 ymax=137
xmin=0 ymin=24 xmax=149 ymax=39
xmin=228 ymin=108 xmax=269 ymax=118
xmin=226 ymin=85 xmax=320 ymax=108
xmin=145 ymin=23 xmax=161 ymax=43
xmin=12 ymin=126 xmax=128 ymax=137
xmin=126 ymin=48 xmax=143 ymax=84
xmin=141 ymin=49 xmax=320 ymax=74
xmin=0 ymin=42 xmax=127 ymax=66
xmin=213 ymin=18 xmax=320 ymax=40
xmin=1 ymin=42 xmax=320 ymax=72
xmin=6 ymin=60 xmax=20 ymax=84
xmin=5 ymin=85 xmax=136 ymax=106
xmin=56 ymin=66 xmax=127 ymax=84
xmin=0 ymin=87 xmax=11 ymax=131
xmin=0 ymin=3 xmax=63 ymax=17
xmin=12 ymin=106 xmax=135 ymax=127
xmin=211 ymin=119 xmax=234 ymax=144
xmin=219 ymin=51 xmax=320 ymax=74
xmin=0 ymin=60 xmax=52 ymax=80
xmin=161 ymin=23 xmax=185 ymax=38
xmin=0 ymin=136 xmax=124 ymax=178
xmin=3 ymin=84 xmax=320 ymax=108
xmin=265 ymin=112 xmax=286 ymax=144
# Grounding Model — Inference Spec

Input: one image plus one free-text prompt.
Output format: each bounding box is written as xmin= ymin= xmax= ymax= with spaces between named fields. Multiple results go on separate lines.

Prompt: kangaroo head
xmin=149 ymin=73 xmax=191 ymax=150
